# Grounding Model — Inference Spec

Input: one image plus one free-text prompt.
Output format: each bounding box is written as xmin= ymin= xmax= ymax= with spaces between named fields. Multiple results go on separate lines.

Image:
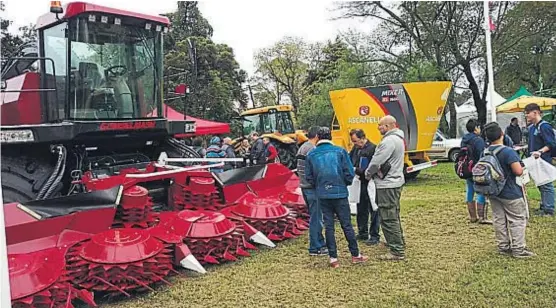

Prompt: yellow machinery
xmin=329 ymin=81 xmax=452 ymax=179
xmin=234 ymin=104 xmax=308 ymax=169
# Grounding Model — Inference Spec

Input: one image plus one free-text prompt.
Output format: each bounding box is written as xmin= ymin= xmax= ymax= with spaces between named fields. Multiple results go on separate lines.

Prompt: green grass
xmin=105 ymin=163 xmax=556 ymax=308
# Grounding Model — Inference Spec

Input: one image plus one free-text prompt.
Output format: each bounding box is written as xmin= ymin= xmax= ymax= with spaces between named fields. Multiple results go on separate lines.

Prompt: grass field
xmin=106 ymin=163 xmax=556 ymax=308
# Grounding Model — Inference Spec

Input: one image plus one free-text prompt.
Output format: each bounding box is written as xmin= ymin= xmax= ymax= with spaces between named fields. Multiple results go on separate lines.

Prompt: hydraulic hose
xmin=44 ymin=146 xmax=67 ymax=199
xmin=37 ymin=145 xmax=65 ymax=200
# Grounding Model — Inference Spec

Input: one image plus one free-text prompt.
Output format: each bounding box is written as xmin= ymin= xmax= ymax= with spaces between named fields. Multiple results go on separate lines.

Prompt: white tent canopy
xmin=446 ymin=91 xmax=524 ymax=137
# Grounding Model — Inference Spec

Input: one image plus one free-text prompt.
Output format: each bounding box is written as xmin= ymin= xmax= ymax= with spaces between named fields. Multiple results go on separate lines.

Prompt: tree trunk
xmin=462 ymin=64 xmax=487 ymax=125
xmin=448 ymin=87 xmax=457 ymax=138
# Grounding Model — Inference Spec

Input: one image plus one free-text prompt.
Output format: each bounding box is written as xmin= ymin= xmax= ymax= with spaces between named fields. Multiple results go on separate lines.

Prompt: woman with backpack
xmin=457 ymin=119 xmax=491 ymax=224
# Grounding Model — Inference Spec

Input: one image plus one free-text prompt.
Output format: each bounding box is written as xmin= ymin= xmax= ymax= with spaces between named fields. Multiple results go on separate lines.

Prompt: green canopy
xmin=506 ymin=86 xmax=533 ymax=102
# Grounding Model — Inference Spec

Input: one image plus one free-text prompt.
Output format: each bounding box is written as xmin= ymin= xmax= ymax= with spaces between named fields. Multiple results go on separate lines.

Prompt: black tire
xmin=273 ymin=142 xmax=298 ymax=170
xmin=403 ymin=159 xmax=423 ymax=181
xmin=448 ymin=148 xmax=460 ymax=162
xmin=1 ymin=155 xmax=59 ymax=203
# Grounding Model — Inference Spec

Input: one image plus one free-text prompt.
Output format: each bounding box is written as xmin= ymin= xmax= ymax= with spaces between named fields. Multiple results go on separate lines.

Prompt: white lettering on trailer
xmin=348 ymin=116 xmax=380 ymax=124
xmin=381 ymin=89 xmax=405 ymax=97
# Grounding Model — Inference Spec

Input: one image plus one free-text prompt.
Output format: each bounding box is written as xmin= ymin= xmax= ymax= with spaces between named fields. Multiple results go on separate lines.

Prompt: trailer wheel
xmin=1 ymin=155 xmax=59 ymax=203
xmin=403 ymin=159 xmax=423 ymax=181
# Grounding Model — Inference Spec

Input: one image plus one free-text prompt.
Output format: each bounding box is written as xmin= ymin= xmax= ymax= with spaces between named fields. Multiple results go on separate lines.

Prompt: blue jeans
xmin=466 ymin=179 xmax=485 ymax=204
xmin=301 ymin=189 xmax=325 ymax=253
xmin=538 ymin=183 xmax=555 ymax=214
xmin=320 ymin=198 xmax=360 ymax=259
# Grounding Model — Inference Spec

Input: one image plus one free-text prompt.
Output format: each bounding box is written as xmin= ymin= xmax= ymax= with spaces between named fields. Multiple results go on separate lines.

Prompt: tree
xmin=252 ymin=36 xmax=314 ymax=112
xmin=492 ymin=1 xmax=556 ymax=96
xmin=163 ymin=2 xmax=248 ymax=123
xmin=297 ymin=59 xmax=367 ymax=128
xmin=335 ymin=1 xmax=491 ymax=133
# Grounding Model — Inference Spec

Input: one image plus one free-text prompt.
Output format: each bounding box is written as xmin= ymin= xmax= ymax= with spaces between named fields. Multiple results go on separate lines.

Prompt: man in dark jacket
xmin=349 ymin=129 xmax=380 ymax=245
xmin=505 ymin=117 xmax=523 ymax=145
xmin=296 ymin=126 xmax=326 ymax=256
xmin=525 ymin=103 xmax=556 ymax=216
xmin=222 ymin=137 xmax=236 ymax=170
xmin=461 ymin=119 xmax=490 ymax=224
xmin=306 ymin=127 xmax=369 ymax=268
xmin=249 ymin=132 xmax=266 ymax=165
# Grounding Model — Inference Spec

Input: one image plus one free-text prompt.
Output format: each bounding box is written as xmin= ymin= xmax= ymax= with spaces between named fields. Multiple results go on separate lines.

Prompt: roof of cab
xmin=37 ymin=1 xmax=169 ymax=29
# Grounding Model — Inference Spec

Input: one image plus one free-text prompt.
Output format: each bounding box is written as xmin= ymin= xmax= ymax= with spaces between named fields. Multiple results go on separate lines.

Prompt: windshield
xmin=242 ymin=110 xmax=295 ymax=135
xmin=67 ymin=16 xmax=162 ymax=120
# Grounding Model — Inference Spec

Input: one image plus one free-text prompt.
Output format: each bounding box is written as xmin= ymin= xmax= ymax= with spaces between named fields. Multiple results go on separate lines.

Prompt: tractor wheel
xmin=1 ymin=154 xmax=60 ymax=203
xmin=273 ymin=142 xmax=298 ymax=170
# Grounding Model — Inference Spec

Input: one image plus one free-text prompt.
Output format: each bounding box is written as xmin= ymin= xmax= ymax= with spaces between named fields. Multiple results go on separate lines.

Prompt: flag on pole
xmin=488 ymin=1 xmax=496 ymax=31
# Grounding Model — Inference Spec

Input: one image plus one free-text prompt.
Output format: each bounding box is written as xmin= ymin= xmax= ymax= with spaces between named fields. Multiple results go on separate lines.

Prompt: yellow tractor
xmin=233 ymin=105 xmax=307 ymax=169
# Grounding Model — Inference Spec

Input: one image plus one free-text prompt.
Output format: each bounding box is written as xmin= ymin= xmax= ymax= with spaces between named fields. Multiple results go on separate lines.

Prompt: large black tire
xmin=1 ymin=155 xmax=59 ymax=203
xmin=273 ymin=142 xmax=298 ymax=170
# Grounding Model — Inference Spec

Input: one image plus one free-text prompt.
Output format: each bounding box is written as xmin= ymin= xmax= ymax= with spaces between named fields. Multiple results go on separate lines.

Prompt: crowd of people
xmin=189 ymin=132 xmax=278 ymax=173
xmin=295 ymin=102 xmax=555 ymax=268
xmin=297 ymin=115 xmax=406 ymax=268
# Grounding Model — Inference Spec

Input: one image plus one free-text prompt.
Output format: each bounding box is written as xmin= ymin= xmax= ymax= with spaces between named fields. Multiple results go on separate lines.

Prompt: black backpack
xmin=454 ymin=137 xmax=477 ymax=179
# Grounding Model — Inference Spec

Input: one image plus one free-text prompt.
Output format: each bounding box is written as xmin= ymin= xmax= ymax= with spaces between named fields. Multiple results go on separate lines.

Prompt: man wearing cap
xmin=205 ymin=136 xmax=226 ymax=173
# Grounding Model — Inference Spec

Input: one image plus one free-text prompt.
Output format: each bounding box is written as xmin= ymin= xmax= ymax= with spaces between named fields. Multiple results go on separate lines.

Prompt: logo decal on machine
xmin=99 ymin=121 xmax=157 ymax=131
xmin=359 ymin=106 xmax=370 ymax=116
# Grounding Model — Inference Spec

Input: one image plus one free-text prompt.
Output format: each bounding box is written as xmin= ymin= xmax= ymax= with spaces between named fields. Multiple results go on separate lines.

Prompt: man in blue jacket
xmin=525 ymin=103 xmax=556 ymax=216
xmin=305 ymin=127 xmax=369 ymax=268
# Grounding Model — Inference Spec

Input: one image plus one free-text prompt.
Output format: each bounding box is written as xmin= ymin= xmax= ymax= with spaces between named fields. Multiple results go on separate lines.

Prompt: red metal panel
xmin=37 ymin=1 xmax=169 ymax=29
xmin=1 ymin=73 xmax=42 ymax=125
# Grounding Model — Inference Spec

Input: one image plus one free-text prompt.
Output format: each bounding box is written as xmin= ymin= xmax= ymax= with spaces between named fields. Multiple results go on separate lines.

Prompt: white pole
xmin=0 ymin=185 xmax=12 ymax=307
xmin=484 ymin=0 xmax=497 ymax=122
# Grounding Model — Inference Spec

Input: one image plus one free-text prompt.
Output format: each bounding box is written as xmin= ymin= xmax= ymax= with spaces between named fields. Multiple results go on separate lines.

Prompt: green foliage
xmin=163 ymin=2 xmax=247 ymax=123
xmin=1 ymin=1 xmax=36 ymax=60
xmin=298 ymin=60 xmax=366 ymax=129
xmin=252 ymin=36 xmax=312 ymax=111
xmin=493 ymin=1 xmax=556 ymax=96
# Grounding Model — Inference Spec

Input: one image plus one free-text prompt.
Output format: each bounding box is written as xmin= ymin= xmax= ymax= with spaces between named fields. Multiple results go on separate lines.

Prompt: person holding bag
xmin=524 ymin=103 xmax=556 ymax=216
xmin=348 ymin=129 xmax=380 ymax=245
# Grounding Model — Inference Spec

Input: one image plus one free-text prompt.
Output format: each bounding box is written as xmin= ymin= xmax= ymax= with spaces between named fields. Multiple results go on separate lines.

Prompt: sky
xmin=1 ymin=0 xmax=375 ymax=76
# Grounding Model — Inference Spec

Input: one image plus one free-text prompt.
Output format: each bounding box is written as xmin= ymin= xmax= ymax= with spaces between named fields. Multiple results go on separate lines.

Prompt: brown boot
xmin=477 ymin=202 xmax=492 ymax=224
xmin=467 ymin=202 xmax=478 ymax=223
